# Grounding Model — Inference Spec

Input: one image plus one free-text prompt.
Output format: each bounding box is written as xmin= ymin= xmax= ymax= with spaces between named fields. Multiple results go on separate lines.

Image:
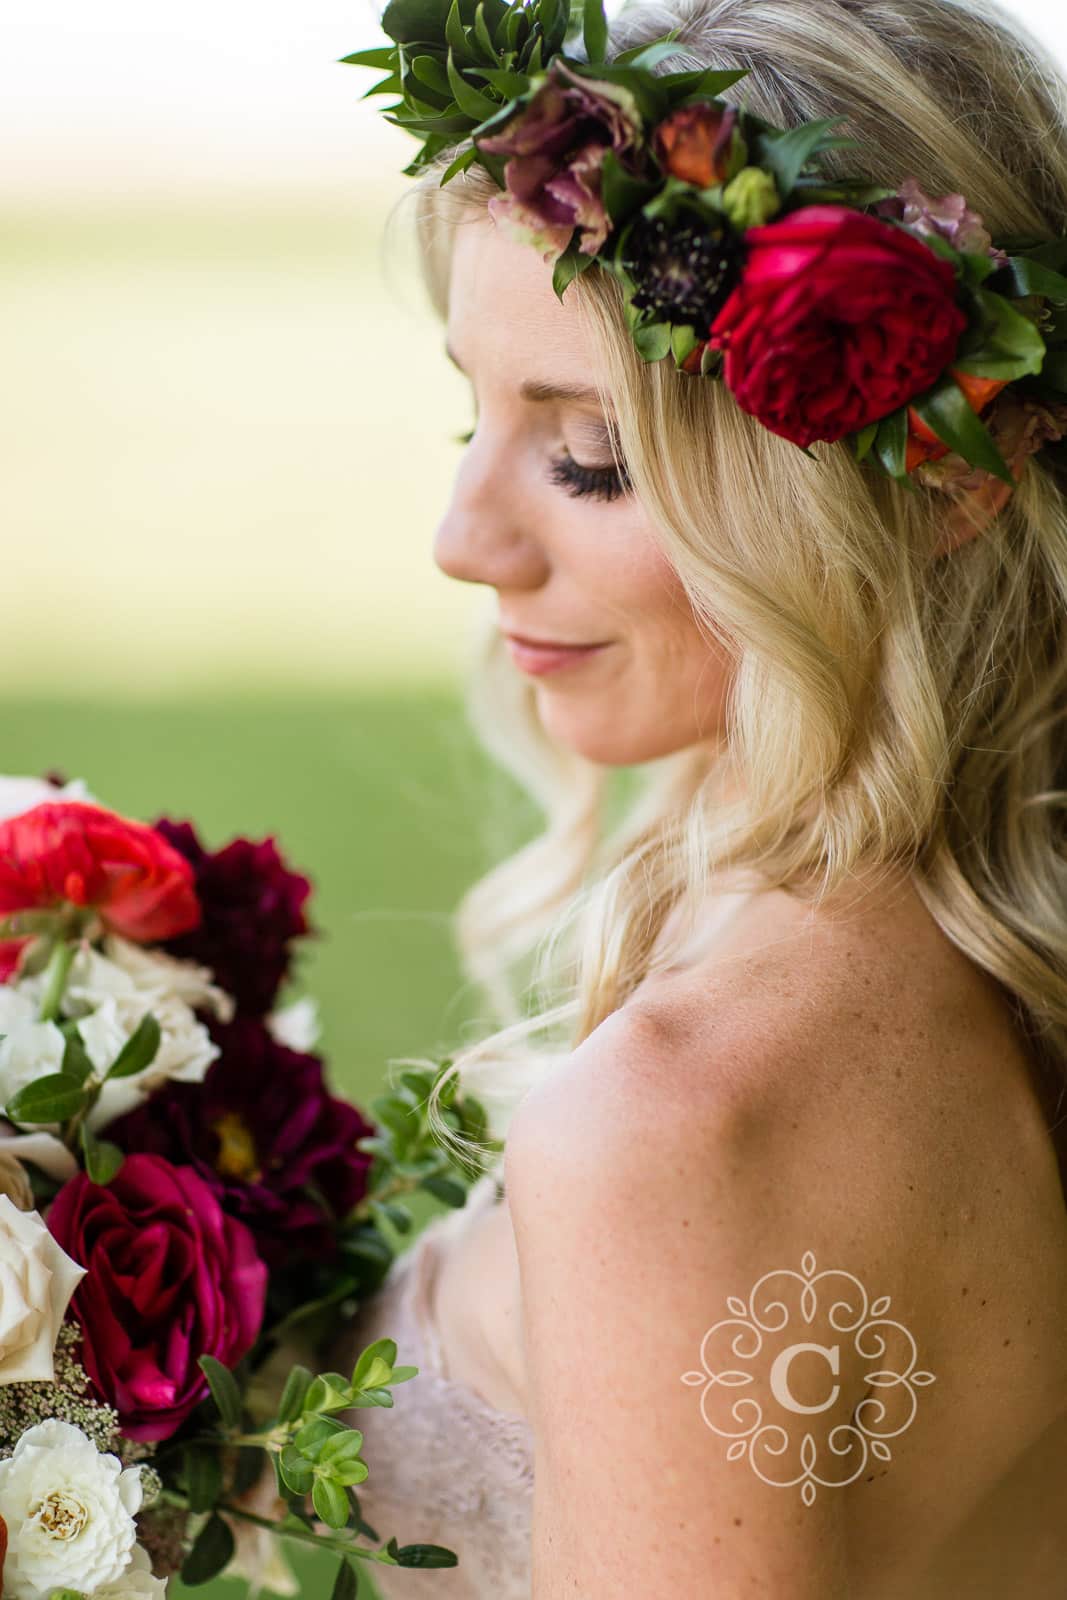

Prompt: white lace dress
xmin=330 ymin=1175 xmax=535 ymax=1597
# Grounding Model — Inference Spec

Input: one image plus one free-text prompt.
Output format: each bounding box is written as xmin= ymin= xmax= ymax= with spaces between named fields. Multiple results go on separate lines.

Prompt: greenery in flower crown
xmin=343 ymin=0 xmax=1067 ymax=485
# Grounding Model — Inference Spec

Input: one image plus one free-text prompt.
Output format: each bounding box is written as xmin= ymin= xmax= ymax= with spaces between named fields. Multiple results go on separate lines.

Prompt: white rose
xmin=0 ymin=1420 xmax=142 ymax=1600
xmin=266 ymin=996 xmax=320 ymax=1054
xmin=0 ymin=1001 xmax=67 ymax=1114
xmin=0 ymin=774 xmax=95 ymax=823
xmin=15 ymin=938 xmax=232 ymax=1132
xmin=0 ymin=1194 xmax=85 ymax=1384
xmin=90 ymin=1543 xmax=167 ymax=1599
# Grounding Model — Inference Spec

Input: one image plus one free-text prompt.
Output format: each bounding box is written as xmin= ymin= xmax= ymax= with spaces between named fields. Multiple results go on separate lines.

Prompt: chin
xmin=539 ymin=703 xmax=693 ymax=766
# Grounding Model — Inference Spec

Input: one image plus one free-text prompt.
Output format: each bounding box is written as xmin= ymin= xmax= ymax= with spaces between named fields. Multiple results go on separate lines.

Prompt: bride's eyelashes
xmin=450 ymin=427 xmax=633 ymax=503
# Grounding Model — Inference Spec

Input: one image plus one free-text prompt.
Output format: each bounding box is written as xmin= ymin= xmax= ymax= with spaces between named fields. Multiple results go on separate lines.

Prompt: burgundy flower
xmin=47 ymin=1153 xmax=267 ymax=1442
xmin=151 ymin=818 xmax=313 ymax=1016
xmin=476 ymin=58 xmax=644 ymax=267
xmin=707 ymin=204 xmax=968 ymax=448
xmin=106 ymin=1016 xmax=374 ymax=1268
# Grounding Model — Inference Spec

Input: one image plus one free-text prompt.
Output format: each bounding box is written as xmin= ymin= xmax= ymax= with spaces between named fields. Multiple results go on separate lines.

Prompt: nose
xmin=432 ymin=433 xmax=549 ymax=590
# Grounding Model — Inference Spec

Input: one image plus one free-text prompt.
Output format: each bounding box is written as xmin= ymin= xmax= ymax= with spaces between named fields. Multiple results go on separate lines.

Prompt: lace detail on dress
xmin=330 ymin=1176 xmax=534 ymax=1598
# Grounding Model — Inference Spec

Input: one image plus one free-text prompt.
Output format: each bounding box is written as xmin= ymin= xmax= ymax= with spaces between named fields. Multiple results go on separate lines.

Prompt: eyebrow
xmin=444 ymin=341 xmax=609 ymax=409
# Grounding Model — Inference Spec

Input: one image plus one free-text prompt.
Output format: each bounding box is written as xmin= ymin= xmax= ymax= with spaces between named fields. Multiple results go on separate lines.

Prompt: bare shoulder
xmin=507 ymin=865 xmax=1051 ymax=1203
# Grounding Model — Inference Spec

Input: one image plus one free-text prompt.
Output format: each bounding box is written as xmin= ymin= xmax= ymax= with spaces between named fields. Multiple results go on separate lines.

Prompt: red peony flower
xmin=707 ymin=205 xmax=968 ymax=448
xmin=0 ymin=802 xmax=201 ymax=946
xmin=47 ymin=1152 xmax=267 ymax=1442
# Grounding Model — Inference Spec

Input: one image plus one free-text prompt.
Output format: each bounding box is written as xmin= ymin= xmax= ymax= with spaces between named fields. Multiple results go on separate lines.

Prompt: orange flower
xmin=905 ymin=371 xmax=1009 ymax=472
xmin=653 ymin=102 xmax=737 ymax=188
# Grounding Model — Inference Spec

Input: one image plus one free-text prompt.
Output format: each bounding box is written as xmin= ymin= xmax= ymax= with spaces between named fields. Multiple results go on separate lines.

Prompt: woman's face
xmin=434 ymin=214 xmax=735 ymax=766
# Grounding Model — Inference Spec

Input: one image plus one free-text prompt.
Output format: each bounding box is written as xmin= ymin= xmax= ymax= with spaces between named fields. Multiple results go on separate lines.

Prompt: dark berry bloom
xmin=151 ymin=818 xmax=314 ymax=1015
xmin=106 ymin=1016 xmax=374 ymax=1269
xmin=620 ymin=212 xmax=743 ymax=330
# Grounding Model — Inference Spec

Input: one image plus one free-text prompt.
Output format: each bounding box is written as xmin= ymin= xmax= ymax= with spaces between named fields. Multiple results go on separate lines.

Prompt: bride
xmin=333 ymin=0 xmax=1067 ymax=1593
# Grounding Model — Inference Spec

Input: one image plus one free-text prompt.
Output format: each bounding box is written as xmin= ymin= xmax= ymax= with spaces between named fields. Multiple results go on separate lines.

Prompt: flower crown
xmin=344 ymin=0 xmax=1067 ymax=491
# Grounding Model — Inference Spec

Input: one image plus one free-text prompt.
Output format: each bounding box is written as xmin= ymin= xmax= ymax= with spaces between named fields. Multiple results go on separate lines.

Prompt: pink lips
xmin=505 ymin=637 xmax=611 ymax=675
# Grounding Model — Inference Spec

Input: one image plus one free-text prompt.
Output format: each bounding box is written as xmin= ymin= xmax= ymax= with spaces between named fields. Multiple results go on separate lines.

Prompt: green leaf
xmin=295 ymin=1416 xmax=349 ymax=1458
xmin=410 ymin=54 xmax=452 ymax=97
xmin=330 ymin=1562 xmax=360 ymax=1600
xmin=198 ymin=1355 xmax=243 ymax=1429
xmin=61 ymin=1026 xmax=96 ymax=1085
xmin=420 ymin=1173 xmax=468 ymax=1206
xmin=853 ymin=421 xmax=879 ymax=463
xmin=312 ymin=1475 xmax=350 ymax=1529
xmin=756 ymin=115 xmax=852 ymax=195
xmin=611 ymin=32 xmax=684 ymax=69
xmin=445 ymin=0 xmax=478 ymax=65
xmin=180 ymin=1512 xmax=235 ymax=1586
xmin=6 ymin=1073 xmax=88 ymax=1124
xmin=318 ymin=1429 xmax=367 ymax=1468
xmin=184 ymin=1445 xmax=224 ymax=1514
xmin=993 ymin=254 xmax=1067 ymax=304
xmin=447 ymin=48 xmax=499 ymax=119
xmin=873 ymin=405 xmax=909 ymax=480
xmin=304 ymin=1375 xmax=353 ymax=1415
xmin=952 ymin=288 xmax=1047 ymax=382
xmin=551 ymin=241 xmax=594 ymax=302
xmin=278 ymin=1444 xmax=315 ymax=1495
xmin=392 ymin=1543 xmax=461 ymax=1568
xmin=80 ymin=1123 xmax=124 ymax=1185
xmin=468 ymin=65 xmax=529 ymax=96
xmin=381 ymin=0 xmax=452 ymax=45
xmin=632 ymin=320 xmax=672 ymax=362
xmin=474 ymin=1 xmax=497 ymax=57
xmin=582 ymin=0 xmax=608 ymax=62
xmin=277 ymin=1364 xmax=314 ymax=1425
xmin=105 ymin=1012 xmax=161 ymax=1080
xmin=670 ymin=324 xmax=700 ymax=366
xmin=909 ymin=373 xmax=1014 ymax=484
xmin=351 ymin=1338 xmax=399 ymax=1391
xmin=47 ymin=1591 xmax=88 ymax=1600
xmin=338 ymin=45 xmax=398 ymax=69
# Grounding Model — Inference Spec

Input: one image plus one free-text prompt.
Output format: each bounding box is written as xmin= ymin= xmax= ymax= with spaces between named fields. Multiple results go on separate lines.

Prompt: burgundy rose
xmin=151 ymin=818 xmax=313 ymax=1015
xmin=106 ymin=1016 xmax=375 ymax=1269
xmin=47 ymin=1152 xmax=267 ymax=1442
xmin=707 ymin=204 xmax=968 ymax=448
xmin=476 ymin=58 xmax=644 ymax=267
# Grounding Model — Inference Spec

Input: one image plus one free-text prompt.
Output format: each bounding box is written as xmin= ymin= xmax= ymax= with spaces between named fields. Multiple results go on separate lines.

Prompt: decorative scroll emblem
xmin=681 ymin=1250 xmax=936 ymax=1506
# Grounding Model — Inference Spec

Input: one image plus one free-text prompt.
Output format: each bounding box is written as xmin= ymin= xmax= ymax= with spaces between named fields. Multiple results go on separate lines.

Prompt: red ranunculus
xmin=707 ymin=205 xmax=968 ymax=448
xmin=0 ymin=802 xmax=201 ymax=944
xmin=47 ymin=1152 xmax=267 ymax=1441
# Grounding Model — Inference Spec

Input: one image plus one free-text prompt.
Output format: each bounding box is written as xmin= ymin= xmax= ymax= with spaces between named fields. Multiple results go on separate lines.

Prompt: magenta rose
xmin=476 ymin=58 xmax=644 ymax=267
xmin=47 ymin=1153 xmax=267 ymax=1442
xmin=707 ymin=204 xmax=968 ymax=447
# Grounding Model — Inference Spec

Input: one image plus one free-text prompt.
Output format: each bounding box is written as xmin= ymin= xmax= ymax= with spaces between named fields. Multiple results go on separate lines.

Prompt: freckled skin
xmin=433 ymin=216 xmax=735 ymax=767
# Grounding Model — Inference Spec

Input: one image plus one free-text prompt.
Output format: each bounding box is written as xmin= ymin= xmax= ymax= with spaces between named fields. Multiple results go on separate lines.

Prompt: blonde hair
xmin=384 ymin=0 xmax=1067 ymax=1178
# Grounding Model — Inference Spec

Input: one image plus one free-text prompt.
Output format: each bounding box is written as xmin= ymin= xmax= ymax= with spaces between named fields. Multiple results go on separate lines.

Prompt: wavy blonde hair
xmin=383 ymin=0 xmax=1067 ymax=1179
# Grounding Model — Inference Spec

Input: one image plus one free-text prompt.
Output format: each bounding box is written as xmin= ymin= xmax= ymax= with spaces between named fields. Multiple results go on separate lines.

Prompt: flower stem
xmin=37 ymin=939 xmax=76 ymax=1023
xmin=218 ymin=1503 xmax=397 ymax=1565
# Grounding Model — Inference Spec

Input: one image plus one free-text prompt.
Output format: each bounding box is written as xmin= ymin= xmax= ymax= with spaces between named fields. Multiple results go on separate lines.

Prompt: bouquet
xmin=0 ymin=773 xmax=496 ymax=1599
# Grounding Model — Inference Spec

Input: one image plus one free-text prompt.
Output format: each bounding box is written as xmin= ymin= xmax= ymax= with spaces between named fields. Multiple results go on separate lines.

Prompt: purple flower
xmin=874 ymin=176 xmax=1009 ymax=265
xmin=106 ymin=1016 xmax=375 ymax=1269
xmin=476 ymin=58 xmax=644 ymax=267
xmin=151 ymin=818 xmax=314 ymax=1015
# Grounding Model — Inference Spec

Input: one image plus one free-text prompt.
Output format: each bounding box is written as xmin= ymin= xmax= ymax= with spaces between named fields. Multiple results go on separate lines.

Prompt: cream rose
xmin=0 ymin=1419 xmax=142 ymax=1599
xmin=0 ymin=1194 xmax=85 ymax=1384
xmin=91 ymin=1543 xmax=168 ymax=1599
